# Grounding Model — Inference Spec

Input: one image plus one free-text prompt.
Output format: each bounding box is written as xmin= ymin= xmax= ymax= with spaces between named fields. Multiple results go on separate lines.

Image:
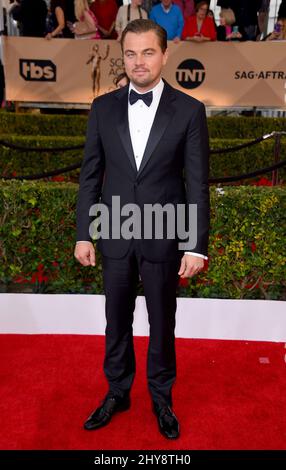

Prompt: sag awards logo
xmin=86 ymin=44 xmax=110 ymax=97
xmin=86 ymin=44 xmax=125 ymax=96
xmin=176 ymin=59 xmax=206 ymax=89
xmin=19 ymin=59 xmax=56 ymax=82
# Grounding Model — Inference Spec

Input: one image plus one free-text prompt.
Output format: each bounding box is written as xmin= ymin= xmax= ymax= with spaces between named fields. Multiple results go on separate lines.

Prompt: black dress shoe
xmin=84 ymin=395 xmax=130 ymax=430
xmin=153 ymin=403 xmax=180 ymax=439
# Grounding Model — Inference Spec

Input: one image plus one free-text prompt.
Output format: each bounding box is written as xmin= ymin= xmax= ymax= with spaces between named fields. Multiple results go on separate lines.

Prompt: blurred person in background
xmin=216 ymin=7 xmax=243 ymax=41
xmin=68 ymin=0 xmax=100 ymax=39
xmin=114 ymin=70 xmax=129 ymax=88
xmin=257 ymin=0 xmax=270 ymax=39
xmin=45 ymin=0 xmax=67 ymax=38
xmin=6 ymin=1 xmax=21 ymax=35
xmin=149 ymin=0 xmax=184 ymax=43
xmin=182 ymin=0 xmax=216 ymax=42
xmin=265 ymin=16 xmax=286 ymax=40
xmin=278 ymin=0 xmax=286 ymax=18
xmin=141 ymin=0 xmax=155 ymax=14
xmin=173 ymin=0 xmax=195 ymax=21
xmin=65 ymin=0 xmax=76 ymax=36
xmin=207 ymin=8 xmax=217 ymax=29
xmin=217 ymin=0 xmax=262 ymax=41
xmin=9 ymin=1 xmax=24 ymax=35
xmin=90 ymin=0 xmax=118 ymax=38
xmin=10 ymin=0 xmax=47 ymax=37
xmin=115 ymin=0 xmax=147 ymax=41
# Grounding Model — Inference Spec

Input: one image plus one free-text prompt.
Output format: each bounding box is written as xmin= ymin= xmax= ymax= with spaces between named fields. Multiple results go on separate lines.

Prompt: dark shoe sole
xmin=158 ymin=426 xmax=180 ymax=440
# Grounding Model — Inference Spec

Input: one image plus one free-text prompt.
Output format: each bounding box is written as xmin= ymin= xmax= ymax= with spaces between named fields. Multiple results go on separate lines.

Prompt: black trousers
xmin=102 ymin=240 xmax=182 ymax=407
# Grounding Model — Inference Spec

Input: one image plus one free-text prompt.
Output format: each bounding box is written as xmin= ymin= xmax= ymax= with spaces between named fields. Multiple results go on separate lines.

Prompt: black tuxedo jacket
xmin=76 ymin=80 xmax=210 ymax=262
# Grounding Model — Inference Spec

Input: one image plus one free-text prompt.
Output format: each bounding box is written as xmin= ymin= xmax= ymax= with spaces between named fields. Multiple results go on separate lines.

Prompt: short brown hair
xmin=195 ymin=1 xmax=209 ymax=12
xmin=120 ymin=19 xmax=167 ymax=53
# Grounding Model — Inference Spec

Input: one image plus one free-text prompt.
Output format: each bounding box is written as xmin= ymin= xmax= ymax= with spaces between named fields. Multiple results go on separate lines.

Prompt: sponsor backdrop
xmin=3 ymin=37 xmax=286 ymax=107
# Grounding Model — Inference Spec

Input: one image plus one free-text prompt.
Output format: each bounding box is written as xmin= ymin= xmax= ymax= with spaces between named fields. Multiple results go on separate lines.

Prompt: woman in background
xmin=69 ymin=0 xmax=100 ymax=39
xmin=217 ymin=8 xmax=243 ymax=41
xmin=90 ymin=0 xmax=118 ymax=39
xmin=265 ymin=17 xmax=286 ymax=40
xmin=114 ymin=71 xmax=129 ymax=88
xmin=182 ymin=0 xmax=217 ymax=42
xmin=45 ymin=0 xmax=66 ymax=39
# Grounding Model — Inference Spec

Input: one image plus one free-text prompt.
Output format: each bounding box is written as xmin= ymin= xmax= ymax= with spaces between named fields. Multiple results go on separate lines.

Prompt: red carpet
xmin=0 ymin=335 xmax=285 ymax=450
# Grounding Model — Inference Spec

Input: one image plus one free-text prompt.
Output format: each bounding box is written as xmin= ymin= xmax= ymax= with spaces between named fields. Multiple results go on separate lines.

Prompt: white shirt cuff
xmin=184 ymin=252 xmax=208 ymax=260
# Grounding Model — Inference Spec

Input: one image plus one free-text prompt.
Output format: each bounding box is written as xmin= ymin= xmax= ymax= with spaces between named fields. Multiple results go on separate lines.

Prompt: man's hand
xmin=74 ymin=241 xmax=96 ymax=267
xmin=178 ymin=254 xmax=204 ymax=278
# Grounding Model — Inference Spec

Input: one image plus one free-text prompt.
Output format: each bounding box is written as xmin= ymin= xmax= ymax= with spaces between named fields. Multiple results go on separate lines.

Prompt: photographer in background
xmin=265 ymin=17 xmax=286 ymax=40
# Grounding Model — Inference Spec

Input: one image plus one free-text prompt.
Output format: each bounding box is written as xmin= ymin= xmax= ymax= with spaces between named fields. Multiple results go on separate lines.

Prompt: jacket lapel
xmin=115 ymin=81 xmax=176 ymax=178
xmin=137 ymin=81 xmax=176 ymax=177
xmin=115 ymin=86 xmax=137 ymax=174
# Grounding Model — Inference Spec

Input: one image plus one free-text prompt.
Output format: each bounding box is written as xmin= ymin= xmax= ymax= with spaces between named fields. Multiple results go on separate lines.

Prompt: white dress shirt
xmin=128 ymin=79 xmax=164 ymax=171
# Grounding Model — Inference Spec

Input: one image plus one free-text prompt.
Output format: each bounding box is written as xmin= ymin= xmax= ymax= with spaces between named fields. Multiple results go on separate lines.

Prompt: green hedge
xmin=210 ymin=137 xmax=286 ymax=182
xmin=0 ymin=112 xmax=88 ymax=137
xmin=207 ymin=116 xmax=286 ymax=139
xmin=0 ymin=135 xmax=84 ymax=180
xmin=0 ymin=181 xmax=285 ymax=299
xmin=1 ymin=135 xmax=285 ymax=182
xmin=0 ymin=111 xmax=285 ymax=138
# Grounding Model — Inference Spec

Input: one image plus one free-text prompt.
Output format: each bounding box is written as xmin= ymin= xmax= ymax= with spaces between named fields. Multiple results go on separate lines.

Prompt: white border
xmin=1 ymin=294 xmax=286 ymax=342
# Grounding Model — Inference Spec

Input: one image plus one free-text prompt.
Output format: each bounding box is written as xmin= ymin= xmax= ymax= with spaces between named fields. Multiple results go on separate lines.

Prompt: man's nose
xmin=134 ymin=54 xmax=145 ymax=66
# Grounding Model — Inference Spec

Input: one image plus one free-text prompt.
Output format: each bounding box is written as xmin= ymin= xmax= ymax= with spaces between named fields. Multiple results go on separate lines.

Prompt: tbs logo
xmin=19 ymin=59 xmax=56 ymax=82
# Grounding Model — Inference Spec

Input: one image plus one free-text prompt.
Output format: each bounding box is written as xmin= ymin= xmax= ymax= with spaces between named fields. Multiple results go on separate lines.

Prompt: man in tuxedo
xmin=74 ymin=19 xmax=210 ymax=439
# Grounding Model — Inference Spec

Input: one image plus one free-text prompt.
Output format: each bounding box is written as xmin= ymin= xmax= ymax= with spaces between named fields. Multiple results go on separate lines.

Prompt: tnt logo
xmin=176 ymin=59 xmax=205 ymax=89
xmin=19 ymin=59 xmax=56 ymax=82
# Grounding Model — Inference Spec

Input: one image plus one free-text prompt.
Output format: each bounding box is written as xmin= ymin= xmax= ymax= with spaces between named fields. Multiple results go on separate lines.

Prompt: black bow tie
xmin=129 ymin=89 xmax=153 ymax=107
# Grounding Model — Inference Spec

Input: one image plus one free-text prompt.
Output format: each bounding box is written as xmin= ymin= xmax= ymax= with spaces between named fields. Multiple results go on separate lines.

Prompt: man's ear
xmin=163 ymin=48 xmax=169 ymax=66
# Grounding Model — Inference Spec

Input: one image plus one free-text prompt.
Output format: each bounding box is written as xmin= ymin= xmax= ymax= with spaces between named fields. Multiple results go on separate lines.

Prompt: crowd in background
xmin=3 ymin=0 xmax=286 ymax=41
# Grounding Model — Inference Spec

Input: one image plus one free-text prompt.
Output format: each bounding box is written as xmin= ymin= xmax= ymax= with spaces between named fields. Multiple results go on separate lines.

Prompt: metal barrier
xmin=1 ymin=131 xmax=285 ymax=184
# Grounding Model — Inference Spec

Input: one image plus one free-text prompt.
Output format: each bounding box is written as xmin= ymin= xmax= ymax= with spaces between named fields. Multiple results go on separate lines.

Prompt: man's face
xmin=123 ymin=31 xmax=168 ymax=91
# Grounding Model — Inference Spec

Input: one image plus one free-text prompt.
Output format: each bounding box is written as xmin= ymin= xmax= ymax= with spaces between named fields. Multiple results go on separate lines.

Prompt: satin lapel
xmin=116 ymin=87 xmax=137 ymax=174
xmin=137 ymin=83 xmax=176 ymax=178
